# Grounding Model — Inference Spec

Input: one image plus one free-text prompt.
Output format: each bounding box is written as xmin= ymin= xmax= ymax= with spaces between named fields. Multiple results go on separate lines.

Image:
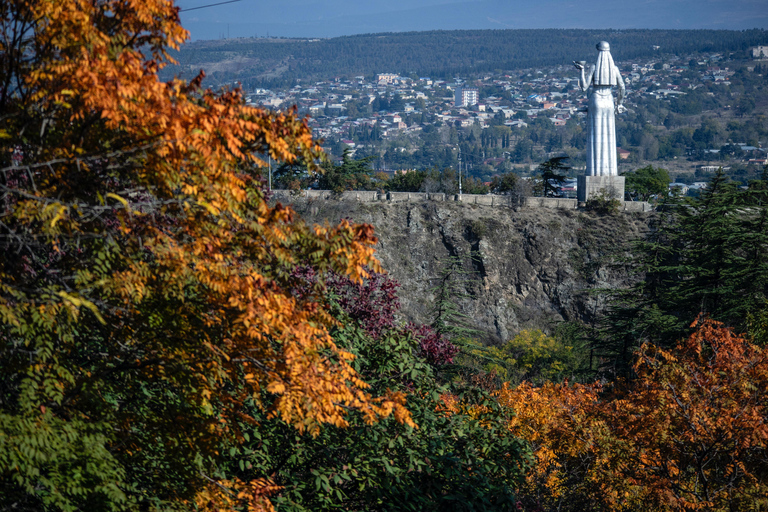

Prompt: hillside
xmin=286 ymin=197 xmax=652 ymax=342
xmin=163 ymin=28 xmax=768 ymax=85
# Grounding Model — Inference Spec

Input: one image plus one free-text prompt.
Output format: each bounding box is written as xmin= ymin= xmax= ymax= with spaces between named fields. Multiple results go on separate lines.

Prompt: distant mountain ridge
xmin=163 ymin=28 xmax=768 ymax=86
xmin=179 ymin=0 xmax=768 ymax=40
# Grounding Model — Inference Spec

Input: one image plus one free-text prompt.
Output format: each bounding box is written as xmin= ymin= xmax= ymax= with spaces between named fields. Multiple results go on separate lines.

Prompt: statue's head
xmin=596 ymin=41 xmax=610 ymax=51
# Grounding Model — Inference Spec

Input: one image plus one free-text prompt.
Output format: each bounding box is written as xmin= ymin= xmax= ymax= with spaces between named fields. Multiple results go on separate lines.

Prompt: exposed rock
xmin=287 ymin=197 xmax=652 ymax=343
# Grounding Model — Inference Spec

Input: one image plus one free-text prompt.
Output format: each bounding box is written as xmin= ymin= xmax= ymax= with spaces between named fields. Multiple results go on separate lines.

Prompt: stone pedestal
xmin=577 ymin=175 xmax=625 ymax=202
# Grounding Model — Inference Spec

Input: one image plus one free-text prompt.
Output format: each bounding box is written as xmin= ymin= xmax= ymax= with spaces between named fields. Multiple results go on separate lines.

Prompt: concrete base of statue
xmin=577 ymin=175 xmax=625 ymax=202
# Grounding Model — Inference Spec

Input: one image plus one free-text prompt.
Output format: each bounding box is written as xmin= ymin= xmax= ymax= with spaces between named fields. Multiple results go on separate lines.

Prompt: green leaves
xmin=601 ymin=169 xmax=768 ymax=375
xmin=0 ymin=413 xmax=127 ymax=512
xmin=622 ymin=165 xmax=671 ymax=202
xmin=227 ymin=321 xmax=531 ymax=511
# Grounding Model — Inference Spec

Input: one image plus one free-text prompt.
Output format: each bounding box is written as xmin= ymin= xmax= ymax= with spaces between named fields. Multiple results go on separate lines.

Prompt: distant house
xmin=326 ymin=103 xmax=345 ymax=115
xmin=617 ymin=148 xmax=631 ymax=160
xmin=377 ymin=73 xmax=400 ymax=84
xmin=308 ymin=103 xmax=326 ymax=115
xmin=697 ymin=165 xmax=730 ymax=173
xmin=752 ymin=46 xmax=768 ymax=59
xmin=669 ymin=183 xmax=689 ymax=195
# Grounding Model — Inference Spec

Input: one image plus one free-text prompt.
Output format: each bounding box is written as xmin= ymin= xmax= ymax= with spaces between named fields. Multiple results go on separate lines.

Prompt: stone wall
xmin=270 ymin=189 xmax=652 ymax=212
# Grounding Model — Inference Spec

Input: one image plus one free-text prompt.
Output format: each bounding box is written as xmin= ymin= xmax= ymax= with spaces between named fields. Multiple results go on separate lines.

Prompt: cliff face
xmin=289 ymin=198 xmax=652 ymax=342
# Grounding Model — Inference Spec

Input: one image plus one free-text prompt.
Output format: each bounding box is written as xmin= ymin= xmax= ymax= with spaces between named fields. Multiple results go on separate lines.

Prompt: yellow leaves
xmin=3 ymin=0 xmax=416 ymax=508
xmin=104 ymin=192 xmax=129 ymax=208
xmin=197 ymin=200 xmax=221 ymax=216
xmin=193 ymin=477 xmax=280 ymax=512
xmin=57 ymin=291 xmax=106 ymax=325
xmin=39 ymin=202 xmax=69 ymax=229
xmin=499 ymin=319 xmax=768 ymax=510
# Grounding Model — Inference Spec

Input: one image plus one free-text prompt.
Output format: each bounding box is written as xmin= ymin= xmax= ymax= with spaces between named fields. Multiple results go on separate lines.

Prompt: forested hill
xmin=165 ymin=28 xmax=768 ymax=85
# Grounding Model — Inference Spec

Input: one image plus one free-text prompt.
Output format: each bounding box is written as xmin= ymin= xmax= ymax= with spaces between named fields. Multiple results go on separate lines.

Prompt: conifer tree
xmin=600 ymin=168 xmax=768 ymax=376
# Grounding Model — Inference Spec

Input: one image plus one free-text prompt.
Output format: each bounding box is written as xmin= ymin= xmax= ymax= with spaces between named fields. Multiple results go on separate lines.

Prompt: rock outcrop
xmin=286 ymin=197 xmax=652 ymax=343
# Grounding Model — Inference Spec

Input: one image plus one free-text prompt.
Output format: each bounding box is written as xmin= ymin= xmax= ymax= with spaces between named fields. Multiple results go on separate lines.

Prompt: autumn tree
xmin=499 ymin=317 xmax=768 ymax=511
xmin=0 ymin=1 xmax=410 ymax=510
xmin=234 ymin=269 xmax=530 ymax=511
xmin=601 ymin=317 xmax=768 ymax=510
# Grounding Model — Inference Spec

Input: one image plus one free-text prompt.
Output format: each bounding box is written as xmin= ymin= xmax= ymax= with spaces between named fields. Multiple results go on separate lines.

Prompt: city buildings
xmin=455 ymin=87 xmax=479 ymax=107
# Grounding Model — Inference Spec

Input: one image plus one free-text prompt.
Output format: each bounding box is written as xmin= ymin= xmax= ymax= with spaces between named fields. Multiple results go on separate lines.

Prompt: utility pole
xmin=268 ymin=155 xmax=272 ymax=191
xmin=458 ymin=147 xmax=462 ymax=196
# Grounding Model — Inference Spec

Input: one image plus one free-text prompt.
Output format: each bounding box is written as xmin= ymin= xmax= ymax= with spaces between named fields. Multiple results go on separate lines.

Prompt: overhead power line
xmin=180 ymin=0 xmax=241 ymax=12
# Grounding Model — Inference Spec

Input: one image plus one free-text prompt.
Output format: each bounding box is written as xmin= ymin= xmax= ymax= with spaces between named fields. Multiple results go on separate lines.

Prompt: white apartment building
xmin=455 ymin=87 xmax=479 ymax=107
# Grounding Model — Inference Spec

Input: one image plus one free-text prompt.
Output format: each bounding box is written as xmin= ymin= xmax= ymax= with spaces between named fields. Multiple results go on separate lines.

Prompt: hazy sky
xmin=176 ymin=0 xmax=768 ymax=40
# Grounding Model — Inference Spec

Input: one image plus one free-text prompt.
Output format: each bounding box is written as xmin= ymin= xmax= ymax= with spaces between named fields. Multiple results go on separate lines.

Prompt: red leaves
xmin=408 ymin=324 xmax=459 ymax=366
xmin=503 ymin=318 xmax=768 ymax=510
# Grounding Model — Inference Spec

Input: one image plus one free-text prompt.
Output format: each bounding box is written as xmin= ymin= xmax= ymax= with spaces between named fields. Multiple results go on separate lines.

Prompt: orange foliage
xmin=194 ymin=478 xmax=281 ymax=512
xmin=605 ymin=317 xmax=768 ymax=510
xmin=1 ymin=0 xmax=412 ymax=508
xmin=499 ymin=318 xmax=768 ymax=511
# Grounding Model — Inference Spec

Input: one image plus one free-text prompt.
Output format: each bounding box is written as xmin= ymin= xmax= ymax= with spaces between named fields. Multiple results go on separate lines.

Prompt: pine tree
xmin=599 ymin=168 xmax=768 ymax=377
xmin=430 ymin=256 xmax=478 ymax=339
xmin=536 ymin=156 xmax=569 ymax=197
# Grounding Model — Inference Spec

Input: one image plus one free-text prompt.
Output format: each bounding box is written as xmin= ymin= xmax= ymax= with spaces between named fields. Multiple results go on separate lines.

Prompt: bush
xmin=584 ymin=188 xmax=621 ymax=214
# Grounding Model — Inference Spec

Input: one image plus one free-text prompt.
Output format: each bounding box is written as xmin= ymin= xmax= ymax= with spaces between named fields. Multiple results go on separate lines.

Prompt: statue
xmin=574 ymin=41 xmax=626 ymax=176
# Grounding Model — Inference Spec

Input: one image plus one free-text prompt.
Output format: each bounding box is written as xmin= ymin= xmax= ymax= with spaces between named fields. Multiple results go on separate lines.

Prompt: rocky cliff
xmin=287 ymin=197 xmax=653 ymax=343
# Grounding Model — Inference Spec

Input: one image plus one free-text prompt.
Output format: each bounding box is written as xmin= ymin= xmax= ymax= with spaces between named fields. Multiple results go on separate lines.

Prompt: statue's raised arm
xmin=573 ymin=60 xmax=592 ymax=93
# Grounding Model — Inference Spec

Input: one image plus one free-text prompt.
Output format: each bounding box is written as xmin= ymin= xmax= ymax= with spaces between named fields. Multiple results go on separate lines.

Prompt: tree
xmin=273 ymin=157 xmax=314 ymax=190
xmin=387 ymin=170 xmax=426 ymax=192
xmin=457 ymin=325 xmax=592 ymax=386
xmin=429 ymin=256 xmax=478 ymax=339
xmin=622 ymin=165 xmax=671 ymax=201
xmin=499 ymin=317 xmax=768 ymax=511
xmin=735 ymin=96 xmax=755 ymax=117
xmin=490 ymin=172 xmax=519 ymax=194
xmin=601 ymin=317 xmax=768 ymax=510
xmin=536 ymin=156 xmax=569 ymax=197
xmin=0 ymin=1 xmax=410 ymax=510
xmin=599 ymin=169 xmax=768 ymax=374
xmin=317 ymin=149 xmax=376 ymax=192
xmin=234 ymin=269 xmax=530 ymax=511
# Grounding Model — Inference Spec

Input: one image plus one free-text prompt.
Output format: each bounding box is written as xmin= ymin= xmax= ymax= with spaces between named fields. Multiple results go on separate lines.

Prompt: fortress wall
xmin=270 ymin=190 xmax=650 ymax=212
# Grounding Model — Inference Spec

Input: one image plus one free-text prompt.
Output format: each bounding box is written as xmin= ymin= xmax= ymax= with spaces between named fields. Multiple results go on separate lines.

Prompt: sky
xmin=176 ymin=0 xmax=768 ymax=41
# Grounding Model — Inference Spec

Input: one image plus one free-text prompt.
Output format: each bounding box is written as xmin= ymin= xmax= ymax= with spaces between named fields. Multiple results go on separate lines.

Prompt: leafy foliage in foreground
xmin=500 ymin=317 xmax=768 ymax=511
xmin=0 ymin=1 xmax=411 ymax=510
xmin=230 ymin=270 xmax=531 ymax=511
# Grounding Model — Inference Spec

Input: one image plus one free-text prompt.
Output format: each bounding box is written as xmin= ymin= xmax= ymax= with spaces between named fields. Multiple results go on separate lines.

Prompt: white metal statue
xmin=574 ymin=41 xmax=626 ymax=176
